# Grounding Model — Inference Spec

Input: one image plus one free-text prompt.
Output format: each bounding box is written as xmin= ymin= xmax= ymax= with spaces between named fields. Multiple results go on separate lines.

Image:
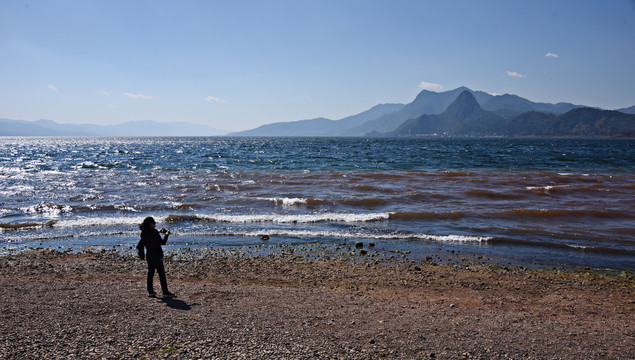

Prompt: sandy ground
xmin=0 ymin=245 xmax=633 ymax=359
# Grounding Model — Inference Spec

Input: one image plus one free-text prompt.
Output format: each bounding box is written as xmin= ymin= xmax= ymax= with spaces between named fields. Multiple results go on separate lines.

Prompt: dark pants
xmin=146 ymin=258 xmax=169 ymax=294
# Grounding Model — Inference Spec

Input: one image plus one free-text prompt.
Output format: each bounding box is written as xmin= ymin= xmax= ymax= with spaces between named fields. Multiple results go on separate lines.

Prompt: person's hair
xmin=139 ymin=216 xmax=156 ymax=231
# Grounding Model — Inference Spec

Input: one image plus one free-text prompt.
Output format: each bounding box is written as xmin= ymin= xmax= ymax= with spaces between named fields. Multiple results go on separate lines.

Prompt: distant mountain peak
xmin=442 ymin=90 xmax=482 ymax=119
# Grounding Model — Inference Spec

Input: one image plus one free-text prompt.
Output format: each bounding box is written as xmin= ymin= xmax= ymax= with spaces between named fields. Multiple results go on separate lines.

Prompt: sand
xmin=0 ymin=245 xmax=633 ymax=359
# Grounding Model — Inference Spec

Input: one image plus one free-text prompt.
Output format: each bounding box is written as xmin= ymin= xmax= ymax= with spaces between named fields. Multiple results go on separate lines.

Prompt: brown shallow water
xmin=0 ymin=247 xmax=633 ymax=359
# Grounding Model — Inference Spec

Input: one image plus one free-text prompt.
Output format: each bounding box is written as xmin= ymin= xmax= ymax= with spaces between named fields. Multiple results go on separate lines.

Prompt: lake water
xmin=1 ymin=137 xmax=633 ymax=270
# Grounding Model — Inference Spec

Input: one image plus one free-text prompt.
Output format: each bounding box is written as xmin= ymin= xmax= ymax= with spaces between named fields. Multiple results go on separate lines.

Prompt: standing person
xmin=137 ymin=216 xmax=175 ymax=298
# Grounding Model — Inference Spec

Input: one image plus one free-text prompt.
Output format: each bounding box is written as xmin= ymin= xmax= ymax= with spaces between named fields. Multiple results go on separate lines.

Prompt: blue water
xmin=1 ymin=137 xmax=633 ymax=270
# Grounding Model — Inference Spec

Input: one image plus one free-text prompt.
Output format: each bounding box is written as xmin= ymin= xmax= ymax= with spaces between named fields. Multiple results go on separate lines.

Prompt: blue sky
xmin=1 ymin=0 xmax=634 ymax=131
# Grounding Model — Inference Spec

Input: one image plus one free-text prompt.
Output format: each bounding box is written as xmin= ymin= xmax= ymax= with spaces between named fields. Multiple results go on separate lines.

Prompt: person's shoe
xmin=148 ymin=292 xmax=157 ymax=297
xmin=162 ymin=291 xmax=176 ymax=298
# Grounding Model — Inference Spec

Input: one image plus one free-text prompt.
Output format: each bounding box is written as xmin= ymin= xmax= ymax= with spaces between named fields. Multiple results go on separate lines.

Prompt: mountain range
xmin=2 ymin=86 xmax=634 ymax=137
xmin=230 ymin=86 xmax=634 ymax=138
xmin=617 ymin=105 xmax=635 ymax=114
xmin=0 ymin=119 xmax=227 ymax=137
xmin=392 ymin=91 xmax=635 ymax=137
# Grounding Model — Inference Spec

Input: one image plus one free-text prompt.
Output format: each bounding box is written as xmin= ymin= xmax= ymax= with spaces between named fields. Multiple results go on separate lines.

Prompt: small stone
xmin=355 ymin=242 xmax=363 ymax=249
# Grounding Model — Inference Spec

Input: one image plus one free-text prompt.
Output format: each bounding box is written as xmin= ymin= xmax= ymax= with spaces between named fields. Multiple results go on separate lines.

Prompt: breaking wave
xmin=162 ymin=229 xmax=490 ymax=243
xmin=257 ymin=197 xmax=326 ymax=206
xmin=166 ymin=212 xmax=391 ymax=224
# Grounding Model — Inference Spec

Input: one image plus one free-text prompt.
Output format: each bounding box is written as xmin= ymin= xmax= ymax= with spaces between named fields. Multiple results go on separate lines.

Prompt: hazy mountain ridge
xmin=392 ymin=91 xmax=635 ymax=137
xmin=230 ymin=86 xmax=631 ymax=137
xmin=0 ymin=119 xmax=228 ymax=137
xmin=228 ymin=103 xmax=404 ymax=136
xmin=349 ymin=88 xmax=596 ymax=136
xmin=501 ymin=108 xmax=635 ymax=137
xmin=2 ymin=86 xmax=633 ymax=137
xmin=392 ymin=91 xmax=507 ymax=136
xmin=616 ymin=105 xmax=635 ymax=114
xmin=341 ymin=87 xmax=474 ymax=136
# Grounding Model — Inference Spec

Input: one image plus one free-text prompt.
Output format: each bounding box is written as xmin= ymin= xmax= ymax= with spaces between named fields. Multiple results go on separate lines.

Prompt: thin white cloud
xmin=418 ymin=81 xmax=444 ymax=91
xmin=506 ymin=71 xmax=526 ymax=78
xmin=124 ymin=92 xmax=151 ymax=100
xmin=100 ymin=90 xmax=111 ymax=96
xmin=48 ymin=84 xmax=59 ymax=93
xmin=205 ymin=95 xmax=227 ymax=103
xmin=545 ymin=52 xmax=559 ymax=58
xmin=107 ymin=104 xmax=117 ymax=108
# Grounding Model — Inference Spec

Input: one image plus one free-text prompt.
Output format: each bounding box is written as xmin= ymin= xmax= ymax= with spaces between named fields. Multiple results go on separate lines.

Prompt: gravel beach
xmin=0 ymin=245 xmax=633 ymax=359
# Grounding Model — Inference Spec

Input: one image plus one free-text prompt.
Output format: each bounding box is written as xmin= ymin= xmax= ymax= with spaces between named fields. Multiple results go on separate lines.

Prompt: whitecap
xmin=195 ymin=212 xmax=390 ymax=223
xmin=526 ymin=185 xmax=555 ymax=191
xmin=53 ymin=215 xmax=154 ymax=228
xmin=258 ymin=197 xmax=309 ymax=206
xmin=178 ymin=229 xmax=490 ymax=243
xmin=20 ymin=203 xmax=72 ymax=215
xmin=114 ymin=205 xmax=139 ymax=212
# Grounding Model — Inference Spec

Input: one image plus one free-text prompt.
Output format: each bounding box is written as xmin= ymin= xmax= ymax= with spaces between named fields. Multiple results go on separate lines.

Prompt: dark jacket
xmin=136 ymin=229 xmax=168 ymax=261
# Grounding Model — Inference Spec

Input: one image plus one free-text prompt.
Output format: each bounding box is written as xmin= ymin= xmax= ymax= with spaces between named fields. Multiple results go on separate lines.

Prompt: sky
xmin=1 ymin=0 xmax=634 ymax=131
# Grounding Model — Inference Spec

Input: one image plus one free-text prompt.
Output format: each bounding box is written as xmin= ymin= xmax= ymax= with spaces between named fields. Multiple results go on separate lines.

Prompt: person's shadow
xmin=160 ymin=297 xmax=198 ymax=310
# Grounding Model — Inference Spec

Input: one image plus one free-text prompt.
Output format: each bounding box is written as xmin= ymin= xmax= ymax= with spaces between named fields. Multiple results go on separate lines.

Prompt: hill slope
xmin=302 ymin=87 xmax=583 ymax=136
xmin=391 ymin=91 xmax=507 ymax=136
xmin=230 ymin=86 xmax=587 ymax=137
xmin=500 ymin=108 xmax=635 ymax=137
xmin=228 ymin=103 xmax=404 ymax=136
xmin=616 ymin=105 xmax=635 ymax=114
xmin=388 ymin=93 xmax=635 ymax=138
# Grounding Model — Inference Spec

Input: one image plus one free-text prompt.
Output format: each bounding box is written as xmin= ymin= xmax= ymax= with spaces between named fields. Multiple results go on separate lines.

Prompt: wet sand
xmin=0 ymin=246 xmax=633 ymax=359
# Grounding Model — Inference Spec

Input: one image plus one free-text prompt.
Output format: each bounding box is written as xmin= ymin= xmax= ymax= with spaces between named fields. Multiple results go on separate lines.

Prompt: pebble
xmin=0 ymin=245 xmax=629 ymax=360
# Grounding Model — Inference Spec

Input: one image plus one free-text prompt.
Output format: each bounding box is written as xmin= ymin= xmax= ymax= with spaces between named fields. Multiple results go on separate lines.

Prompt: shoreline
xmin=2 ymin=238 xmax=634 ymax=273
xmin=1 ymin=246 xmax=633 ymax=359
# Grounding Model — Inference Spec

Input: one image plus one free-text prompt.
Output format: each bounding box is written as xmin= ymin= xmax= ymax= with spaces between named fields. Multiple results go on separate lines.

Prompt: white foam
xmin=114 ymin=205 xmax=139 ymax=212
xmin=180 ymin=229 xmax=490 ymax=243
xmin=0 ymin=166 xmax=27 ymax=174
xmin=421 ymin=234 xmax=491 ymax=242
xmin=20 ymin=203 xmax=72 ymax=215
xmin=53 ymin=215 xmax=168 ymax=228
xmin=0 ymin=230 xmax=140 ymax=243
xmin=49 ymin=212 xmax=390 ymax=228
xmin=526 ymin=185 xmax=553 ymax=191
xmin=1 ymin=185 xmax=34 ymax=196
xmin=558 ymin=173 xmax=590 ymax=177
xmin=567 ymin=244 xmax=590 ymax=249
xmin=196 ymin=212 xmax=390 ymax=223
xmin=36 ymin=213 xmax=489 ymax=243
xmin=525 ymin=185 xmax=570 ymax=193
xmin=259 ymin=197 xmax=309 ymax=206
